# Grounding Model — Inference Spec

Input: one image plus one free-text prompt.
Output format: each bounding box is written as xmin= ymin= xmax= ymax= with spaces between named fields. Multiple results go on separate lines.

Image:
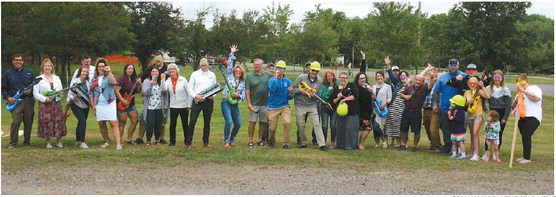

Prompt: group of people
xmin=2 ymin=47 xmax=543 ymax=163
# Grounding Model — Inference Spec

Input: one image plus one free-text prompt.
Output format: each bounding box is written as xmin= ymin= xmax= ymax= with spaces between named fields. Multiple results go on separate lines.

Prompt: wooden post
xmin=509 ymin=94 xmax=521 ymax=168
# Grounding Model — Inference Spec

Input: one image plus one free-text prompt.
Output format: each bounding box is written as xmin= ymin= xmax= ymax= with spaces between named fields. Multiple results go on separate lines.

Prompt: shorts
xmin=117 ymin=105 xmax=137 ymax=114
xmin=466 ymin=114 xmax=483 ymax=126
xmin=486 ymin=139 xmax=500 ymax=145
xmin=359 ymin=118 xmax=373 ymax=131
xmin=249 ymin=105 xmax=268 ymax=123
xmin=400 ymin=110 xmax=422 ymax=134
xmin=451 ymin=133 xmax=466 ymax=142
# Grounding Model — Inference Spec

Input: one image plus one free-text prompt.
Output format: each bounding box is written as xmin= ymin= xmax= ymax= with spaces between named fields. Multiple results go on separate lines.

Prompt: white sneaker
xmin=470 ymin=155 xmax=480 ymax=161
xmin=481 ymin=154 xmax=487 ymax=161
xmin=79 ymin=143 xmax=89 ymax=149
xmin=46 ymin=143 xmax=52 ymax=149
xmin=116 ymin=145 xmax=123 ymax=150
xmin=450 ymin=154 xmax=458 ymax=159
xmin=56 ymin=143 xmax=64 ymax=148
xmin=518 ymin=159 xmax=531 ymax=164
xmin=516 ymin=157 xmax=525 ymax=162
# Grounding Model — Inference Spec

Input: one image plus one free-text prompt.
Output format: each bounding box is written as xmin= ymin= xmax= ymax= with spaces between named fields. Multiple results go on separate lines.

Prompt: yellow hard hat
xmin=310 ymin=61 xmax=321 ymax=71
xmin=450 ymin=95 xmax=466 ymax=107
xmin=276 ymin=60 xmax=287 ymax=69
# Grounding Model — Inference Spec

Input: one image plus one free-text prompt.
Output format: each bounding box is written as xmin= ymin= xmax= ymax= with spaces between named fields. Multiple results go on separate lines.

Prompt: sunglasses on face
xmin=468 ymin=82 xmax=478 ymax=86
xmin=400 ymin=75 xmax=408 ymax=78
xmin=311 ymin=69 xmax=319 ymax=73
xmin=340 ymin=77 xmax=348 ymax=79
xmin=493 ymin=76 xmax=503 ymax=80
xmin=449 ymin=64 xmax=458 ymax=68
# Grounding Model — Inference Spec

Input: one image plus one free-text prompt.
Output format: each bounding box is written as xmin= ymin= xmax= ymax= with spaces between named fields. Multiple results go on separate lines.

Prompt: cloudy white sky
xmin=173 ymin=0 xmax=555 ymax=28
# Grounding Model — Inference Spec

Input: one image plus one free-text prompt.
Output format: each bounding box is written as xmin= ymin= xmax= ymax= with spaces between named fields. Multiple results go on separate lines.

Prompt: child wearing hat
xmin=448 ymin=95 xmax=467 ymax=159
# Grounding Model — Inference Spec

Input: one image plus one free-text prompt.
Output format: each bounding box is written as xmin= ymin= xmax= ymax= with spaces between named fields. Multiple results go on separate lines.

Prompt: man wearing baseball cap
xmin=447 ymin=63 xmax=482 ymax=93
xmin=433 ymin=58 xmax=467 ymax=154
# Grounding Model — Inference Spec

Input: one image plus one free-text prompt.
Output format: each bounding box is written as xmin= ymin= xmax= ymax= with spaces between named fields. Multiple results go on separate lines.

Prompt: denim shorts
xmin=117 ymin=105 xmax=137 ymax=114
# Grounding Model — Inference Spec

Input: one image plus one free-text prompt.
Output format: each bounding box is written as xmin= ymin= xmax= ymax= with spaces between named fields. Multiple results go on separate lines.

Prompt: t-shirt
xmin=485 ymin=121 xmax=501 ymax=140
xmin=245 ymin=71 xmax=273 ymax=106
xmin=402 ymin=84 xmax=431 ymax=110
xmin=522 ymin=85 xmax=543 ymax=123
xmin=464 ymin=89 xmax=484 ymax=118
xmin=433 ymin=70 xmax=466 ymax=113
xmin=116 ymin=75 xmax=139 ymax=107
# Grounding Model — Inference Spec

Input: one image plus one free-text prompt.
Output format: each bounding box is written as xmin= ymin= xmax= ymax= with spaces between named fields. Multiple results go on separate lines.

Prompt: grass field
xmin=1 ymin=63 xmax=554 ymax=194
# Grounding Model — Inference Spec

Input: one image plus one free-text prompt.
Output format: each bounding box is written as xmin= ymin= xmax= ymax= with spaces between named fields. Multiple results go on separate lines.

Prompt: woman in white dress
xmin=89 ymin=59 xmax=122 ymax=150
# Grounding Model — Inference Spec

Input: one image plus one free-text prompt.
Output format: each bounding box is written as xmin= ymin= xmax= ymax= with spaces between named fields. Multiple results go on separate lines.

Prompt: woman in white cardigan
xmin=163 ymin=63 xmax=194 ymax=146
xmin=33 ymin=59 xmax=67 ymax=148
xmin=371 ymin=71 xmax=392 ymax=148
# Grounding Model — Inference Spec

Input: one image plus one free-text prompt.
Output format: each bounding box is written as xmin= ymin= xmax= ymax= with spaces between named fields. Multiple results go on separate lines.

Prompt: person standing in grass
xmin=141 ymin=67 xmax=168 ymax=146
xmin=67 ymin=66 xmax=91 ymax=149
xmin=2 ymin=54 xmax=36 ymax=149
xmin=371 ymin=71 xmax=391 ymax=148
xmin=221 ymin=45 xmax=246 ymax=148
xmin=163 ymin=63 xmax=193 ymax=147
xmin=292 ymin=61 xmax=328 ymax=151
xmin=115 ymin=64 xmax=141 ymax=145
xmin=385 ymin=71 xmax=410 ymax=149
xmin=464 ymin=77 xmax=490 ymax=161
xmin=483 ymin=110 xmax=502 ymax=163
xmin=245 ymin=58 xmax=273 ymax=147
xmin=399 ymin=73 xmax=436 ymax=152
xmin=331 ymin=71 xmax=360 ymax=150
xmin=448 ymin=95 xmax=467 ymax=159
xmin=89 ymin=59 xmax=122 ymax=150
xmin=320 ymin=69 xmax=338 ymax=147
xmin=513 ymin=74 xmax=542 ymax=164
xmin=267 ymin=60 xmax=294 ymax=149
xmin=422 ymin=68 xmax=442 ymax=152
xmin=33 ymin=59 xmax=67 ymax=148
xmin=484 ymin=69 xmax=511 ymax=159
xmin=186 ymin=58 xmax=218 ymax=149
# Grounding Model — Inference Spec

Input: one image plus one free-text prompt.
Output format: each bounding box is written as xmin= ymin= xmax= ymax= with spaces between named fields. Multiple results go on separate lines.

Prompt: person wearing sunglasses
xmin=292 ymin=61 xmax=328 ymax=151
xmin=483 ymin=70 xmax=511 ymax=161
xmin=512 ymin=74 xmax=542 ymax=164
xmin=267 ymin=60 xmax=295 ymax=149
xmin=432 ymin=58 xmax=467 ymax=154
xmin=464 ymin=77 xmax=491 ymax=161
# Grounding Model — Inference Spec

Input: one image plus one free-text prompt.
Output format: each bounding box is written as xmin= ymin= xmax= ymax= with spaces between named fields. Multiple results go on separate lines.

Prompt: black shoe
xmin=397 ymin=146 xmax=407 ymax=150
xmin=134 ymin=138 xmax=144 ymax=144
xmin=283 ymin=144 xmax=289 ymax=149
xmin=297 ymin=144 xmax=307 ymax=148
xmin=23 ymin=142 xmax=31 ymax=146
xmin=319 ymin=146 xmax=329 ymax=151
xmin=159 ymin=139 xmax=168 ymax=144
xmin=168 ymin=142 xmax=176 ymax=147
xmin=412 ymin=147 xmax=418 ymax=152
xmin=268 ymin=143 xmax=275 ymax=148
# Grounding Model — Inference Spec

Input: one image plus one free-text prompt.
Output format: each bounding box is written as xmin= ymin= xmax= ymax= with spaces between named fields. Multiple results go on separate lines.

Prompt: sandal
xmin=257 ymin=141 xmax=264 ymax=146
xmin=248 ymin=142 xmax=254 ymax=148
xmin=100 ymin=143 xmax=109 ymax=149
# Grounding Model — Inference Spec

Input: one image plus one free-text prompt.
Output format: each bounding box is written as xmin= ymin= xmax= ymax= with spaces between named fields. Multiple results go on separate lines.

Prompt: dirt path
xmin=2 ymin=162 xmax=553 ymax=195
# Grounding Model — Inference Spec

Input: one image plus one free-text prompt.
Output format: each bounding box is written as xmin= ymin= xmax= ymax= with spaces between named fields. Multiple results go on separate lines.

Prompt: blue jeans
xmin=221 ymin=99 xmax=241 ymax=143
xmin=440 ymin=111 xmax=452 ymax=153
xmin=320 ymin=104 xmax=337 ymax=143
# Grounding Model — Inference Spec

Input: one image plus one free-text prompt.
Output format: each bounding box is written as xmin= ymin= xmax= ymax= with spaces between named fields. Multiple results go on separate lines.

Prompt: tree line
xmin=2 ymin=2 xmax=553 ymax=78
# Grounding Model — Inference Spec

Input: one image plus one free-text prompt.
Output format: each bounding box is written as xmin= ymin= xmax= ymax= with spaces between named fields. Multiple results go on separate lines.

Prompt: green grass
xmin=2 ymin=63 xmax=553 ymax=174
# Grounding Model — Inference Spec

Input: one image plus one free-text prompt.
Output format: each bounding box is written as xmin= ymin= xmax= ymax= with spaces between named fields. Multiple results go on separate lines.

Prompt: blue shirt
xmin=2 ymin=68 xmax=36 ymax=100
xmin=433 ymin=70 xmax=466 ymax=113
xmin=267 ymin=76 xmax=293 ymax=110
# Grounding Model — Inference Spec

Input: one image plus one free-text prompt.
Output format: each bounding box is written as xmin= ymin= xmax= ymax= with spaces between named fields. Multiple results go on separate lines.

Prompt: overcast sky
xmin=173 ymin=0 xmax=555 ymax=28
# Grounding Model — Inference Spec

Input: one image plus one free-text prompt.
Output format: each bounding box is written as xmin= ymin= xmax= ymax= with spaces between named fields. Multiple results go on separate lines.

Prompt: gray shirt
xmin=292 ymin=74 xmax=322 ymax=107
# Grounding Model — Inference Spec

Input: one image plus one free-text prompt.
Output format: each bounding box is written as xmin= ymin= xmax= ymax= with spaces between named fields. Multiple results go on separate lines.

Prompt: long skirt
xmin=385 ymin=87 xmax=405 ymax=137
xmin=37 ymin=101 xmax=67 ymax=138
xmin=335 ymin=114 xmax=359 ymax=150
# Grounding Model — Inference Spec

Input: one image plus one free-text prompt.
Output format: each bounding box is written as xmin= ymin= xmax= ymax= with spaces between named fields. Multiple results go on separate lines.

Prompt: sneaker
xmin=134 ymin=138 xmax=144 ymax=145
xmin=397 ymin=146 xmax=407 ymax=151
xmin=100 ymin=143 xmax=109 ymax=148
xmin=283 ymin=144 xmax=289 ymax=149
xmin=146 ymin=142 xmax=151 ymax=146
xmin=159 ymin=139 xmax=168 ymax=144
xmin=516 ymin=157 xmax=525 ymax=162
xmin=125 ymin=140 xmax=135 ymax=145
xmin=518 ymin=159 xmax=531 ymax=164
xmin=248 ymin=142 xmax=254 ymax=148
xmin=46 ymin=143 xmax=52 ymax=148
xmin=297 ymin=144 xmax=308 ymax=148
xmin=481 ymin=154 xmax=487 ymax=161
xmin=268 ymin=143 xmax=275 ymax=148
xmin=470 ymin=155 xmax=480 ymax=161
xmin=319 ymin=146 xmax=329 ymax=151
xmin=382 ymin=142 xmax=388 ymax=149
xmin=412 ymin=147 xmax=418 ymax=152
xmin=80 ymin=143 xmax=89 ymax=149
xmin=450 ymin=154 xmax=458 ymax=159
xmin=116 ymin=145 xmax=123 ymax=150
xmin=457 ymin=155 xmax=466 ymax=160
xmin=495 ymin=158 xmax=502 ymax=163
xmin=168 ymin=142 xmax=176 ymax=147
xmin=56 ymin=143 xmax=64 ymax=148
xmin=484 ymin=158 xmax=490 ymax=162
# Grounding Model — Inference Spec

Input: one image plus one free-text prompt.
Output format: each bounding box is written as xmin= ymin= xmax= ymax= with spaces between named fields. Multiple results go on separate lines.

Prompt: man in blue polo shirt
xmin=432 ymin=58 xmax=467 ymax=154
xmin=2 ymin=54 xmax=36 ymax=149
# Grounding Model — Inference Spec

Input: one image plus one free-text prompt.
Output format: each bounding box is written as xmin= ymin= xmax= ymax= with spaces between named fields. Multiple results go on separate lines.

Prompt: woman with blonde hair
xmin=33 ymin=59 xmax=67 ymax=148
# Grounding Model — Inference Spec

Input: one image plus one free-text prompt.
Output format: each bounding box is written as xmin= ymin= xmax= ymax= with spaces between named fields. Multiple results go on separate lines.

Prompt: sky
xmin=173 ymin=0 xmax=555 ymax=28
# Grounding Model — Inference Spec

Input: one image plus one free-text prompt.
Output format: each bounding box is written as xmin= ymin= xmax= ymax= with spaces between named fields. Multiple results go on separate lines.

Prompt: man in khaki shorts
xmin=246 ymin=58 xmax=273 ymax=147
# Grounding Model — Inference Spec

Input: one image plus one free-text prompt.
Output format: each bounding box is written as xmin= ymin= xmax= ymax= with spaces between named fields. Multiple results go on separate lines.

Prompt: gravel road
xmin=2 ymin=161 xmax=553 ymax=195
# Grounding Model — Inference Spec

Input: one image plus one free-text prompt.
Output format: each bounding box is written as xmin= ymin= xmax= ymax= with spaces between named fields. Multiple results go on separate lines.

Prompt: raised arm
xmin=359 ymin=51 xmax=367 ymax=74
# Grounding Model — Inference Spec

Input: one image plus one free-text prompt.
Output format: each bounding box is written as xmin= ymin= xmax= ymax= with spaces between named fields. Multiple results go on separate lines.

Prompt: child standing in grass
xmin=483 ymin=110 xmax=502 ymax=163
xmin=448 ymin=95 xmax=467 ymax=159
